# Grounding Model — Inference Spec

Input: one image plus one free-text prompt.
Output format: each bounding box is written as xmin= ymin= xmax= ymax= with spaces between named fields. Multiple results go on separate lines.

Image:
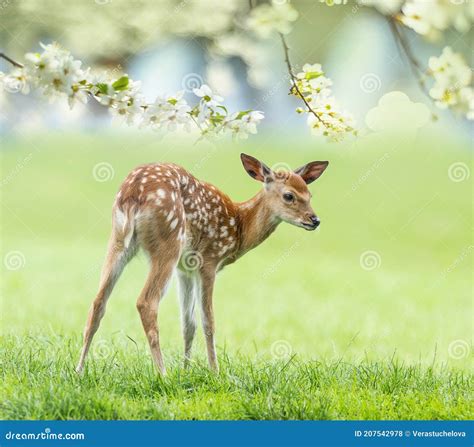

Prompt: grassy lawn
xmin=1 ymin=130 xmax=472 ymax=419
xmin=1 ymin=336 xmax=471 ymax=420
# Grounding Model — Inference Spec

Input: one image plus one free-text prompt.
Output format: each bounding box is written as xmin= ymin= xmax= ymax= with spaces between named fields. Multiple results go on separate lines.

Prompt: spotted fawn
xmin=76 ymin=153 xmax=328 ymax=374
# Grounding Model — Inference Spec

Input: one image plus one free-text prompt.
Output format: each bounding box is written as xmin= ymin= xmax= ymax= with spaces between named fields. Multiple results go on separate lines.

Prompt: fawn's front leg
xmin=199 ymin=265 xmax=219 ymax=372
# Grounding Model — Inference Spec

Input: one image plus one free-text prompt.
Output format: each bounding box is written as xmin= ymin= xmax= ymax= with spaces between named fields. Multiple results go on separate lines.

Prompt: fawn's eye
xmin=283 ymin=192 xmax=294 ymax=203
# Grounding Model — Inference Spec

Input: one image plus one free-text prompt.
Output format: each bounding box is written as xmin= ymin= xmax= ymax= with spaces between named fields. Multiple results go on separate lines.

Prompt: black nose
xmin=310 ymin=215 xmax=320 ymax=227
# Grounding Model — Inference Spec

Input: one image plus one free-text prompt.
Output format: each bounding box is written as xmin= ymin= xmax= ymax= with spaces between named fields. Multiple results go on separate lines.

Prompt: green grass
xmin=1 ymin=130 xmax=472 ymax=419
xmin=1 ymin=336 xmax=472 ymax=420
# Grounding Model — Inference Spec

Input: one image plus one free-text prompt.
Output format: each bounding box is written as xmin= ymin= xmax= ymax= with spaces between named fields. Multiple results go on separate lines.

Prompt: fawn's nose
xmin=310 ymin=215 xmax=320 ymax=228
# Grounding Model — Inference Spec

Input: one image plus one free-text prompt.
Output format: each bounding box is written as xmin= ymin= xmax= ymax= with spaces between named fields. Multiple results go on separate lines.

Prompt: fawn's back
xmin=114 ymin=163 xmax=240 ymax=265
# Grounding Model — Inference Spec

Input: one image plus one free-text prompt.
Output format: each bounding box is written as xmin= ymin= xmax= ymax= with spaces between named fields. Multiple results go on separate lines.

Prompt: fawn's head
xmin=240 ymin=153 xmax=329 ymax=231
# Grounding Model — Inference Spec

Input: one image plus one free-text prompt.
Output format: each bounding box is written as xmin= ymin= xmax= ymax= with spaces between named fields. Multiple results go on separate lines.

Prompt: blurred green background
xmin=1 ymin=130 xmax=472 ymax=370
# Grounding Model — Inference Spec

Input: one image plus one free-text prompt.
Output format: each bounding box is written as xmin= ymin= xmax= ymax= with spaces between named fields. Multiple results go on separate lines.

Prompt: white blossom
xmin=427 ymin=46 xmax=473 ymax=119
xmin=193 ymin=84 xmax=225 ymax=124
xmin=24 ymin=43 xmax=89 ymax=109
xmin=225 ymin=110 xmax=264 ymax=140
xmin=398 ymin=0 xmax=473 ymax=39
xmin=293 ymin=64 xmax=356 ymax=141
xmin=357 ymin=0 xmax=404 ymax=15
xmin=144 ymin=91 xmax=192 ymax=132
xmin=246 ymin=1 xmax=299 ymax=38
xmin=0 ymin=68 xmax=30 ymax=94
xmin=319 ymin=0 xmax=348 ymax=6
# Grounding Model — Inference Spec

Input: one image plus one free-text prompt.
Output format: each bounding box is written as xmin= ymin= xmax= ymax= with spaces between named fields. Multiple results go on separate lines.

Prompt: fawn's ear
xmin=294 ymin=161 xmax=329 ymax=184
xmin=240 ymin=153 xmax=273 ymax=183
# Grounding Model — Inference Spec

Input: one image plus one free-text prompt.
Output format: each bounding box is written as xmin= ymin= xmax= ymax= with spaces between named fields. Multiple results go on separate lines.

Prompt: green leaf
xmin=236 ymin=110 xmax=251 ymax=120
xmin=211 ymin=115 xmax=224 ymax=124
xmin=305 ymin=72 xmax=323 ymax=80
xmin=96 ymin=83 xmax=109 ymax=95
xmin=112 ymin=76 xmax=129 ymax=91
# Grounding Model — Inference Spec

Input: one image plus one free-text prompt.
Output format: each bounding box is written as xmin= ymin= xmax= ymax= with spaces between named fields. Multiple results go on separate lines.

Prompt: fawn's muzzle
xmin=310 ymin=215 xmax=320 ymax=228
xmin=301 ymin=215 xmax=320 ymax=230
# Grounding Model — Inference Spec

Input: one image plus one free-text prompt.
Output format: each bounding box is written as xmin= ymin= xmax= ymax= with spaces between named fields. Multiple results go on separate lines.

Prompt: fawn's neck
xmin=234 ymin=190 xmax=281 ymax=257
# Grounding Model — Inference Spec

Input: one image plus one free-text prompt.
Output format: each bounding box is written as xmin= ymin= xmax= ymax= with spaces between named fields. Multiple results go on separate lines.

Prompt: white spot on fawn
xmin=170 ymin=218 xmax=179 ymax=230
xmin=157 ymin=189 xmax=166 ymax=199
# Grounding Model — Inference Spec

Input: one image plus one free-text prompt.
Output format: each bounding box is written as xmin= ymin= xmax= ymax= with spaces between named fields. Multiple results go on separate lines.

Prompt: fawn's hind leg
xmin=136 ymin=210 xmax=184 ymax=375
xmin=177 ymin=269 xmax=197 ymax=366
xmin=76 ymin=227 xmax=136 ymax=373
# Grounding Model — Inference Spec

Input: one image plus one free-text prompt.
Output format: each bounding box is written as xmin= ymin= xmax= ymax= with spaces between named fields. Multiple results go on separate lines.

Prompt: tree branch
xmin=388 ymin=18 xmax=432 ymax=102
xmin=0 ymin=52 xmax=24 ymax=68
xmin=279 ymin=33 xmax=327 ymax=126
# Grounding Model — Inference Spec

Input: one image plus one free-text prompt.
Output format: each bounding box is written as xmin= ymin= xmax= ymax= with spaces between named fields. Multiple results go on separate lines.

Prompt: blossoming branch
xmin=0 ymin=43 xmax=264 ymax=140
xmin=246 ymin=0 xmax=356 ymax=141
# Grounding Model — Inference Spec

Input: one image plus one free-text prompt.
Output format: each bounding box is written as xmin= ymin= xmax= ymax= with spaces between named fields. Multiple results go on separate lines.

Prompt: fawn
xmin=76 ymin=154 xmax=328 ymax=374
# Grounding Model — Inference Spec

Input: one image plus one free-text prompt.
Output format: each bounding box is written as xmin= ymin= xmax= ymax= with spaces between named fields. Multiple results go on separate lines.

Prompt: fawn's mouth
xmin=300 ymin=221 xmax=318 ymax=231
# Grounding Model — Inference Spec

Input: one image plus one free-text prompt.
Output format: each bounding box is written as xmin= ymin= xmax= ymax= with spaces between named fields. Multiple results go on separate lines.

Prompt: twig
xmin=0 ymin=52 xmax=24 ymax=68
xmin=388 ymin=18 xmax=432 ymax=101
xmin=279 ymin=33 xmax=326 ymax=126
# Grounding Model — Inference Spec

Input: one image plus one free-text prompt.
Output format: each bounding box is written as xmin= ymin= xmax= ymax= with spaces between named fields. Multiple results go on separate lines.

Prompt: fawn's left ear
xmin=240 ymin=153 xmax=273 ymax=183
xmin=294 ymin=161 xmax=329 ymax=184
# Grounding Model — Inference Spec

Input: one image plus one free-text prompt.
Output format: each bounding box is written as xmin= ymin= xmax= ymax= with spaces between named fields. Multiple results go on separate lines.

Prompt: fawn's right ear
xmin=240 ymin=153 xmax=273 ymax=183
